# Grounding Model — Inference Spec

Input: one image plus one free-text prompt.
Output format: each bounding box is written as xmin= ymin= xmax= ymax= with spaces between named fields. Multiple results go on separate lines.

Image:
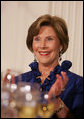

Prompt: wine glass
xmin=14 ymin=82 xmax=41 ymax=118
xmin=38 ymin=91 xmax=55 ymax=118
xmin=1 ymin=69 xmax=21 ymax=118
xmin=1 ymin=79 xmax=18 ymax=118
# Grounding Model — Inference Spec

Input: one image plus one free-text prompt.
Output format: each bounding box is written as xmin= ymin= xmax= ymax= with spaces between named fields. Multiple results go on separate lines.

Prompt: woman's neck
xmin=38 ymin=61 xmax=59 ymax=76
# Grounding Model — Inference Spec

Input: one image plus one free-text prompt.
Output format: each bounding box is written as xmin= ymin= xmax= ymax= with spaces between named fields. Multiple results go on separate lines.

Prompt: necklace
xmin=38 ymin=62 xmax=59 ymax=84
xmin=40 ymin=71 xmax=51 ymax=84
xmin=41 ymin=71 xmax=49 ymax=76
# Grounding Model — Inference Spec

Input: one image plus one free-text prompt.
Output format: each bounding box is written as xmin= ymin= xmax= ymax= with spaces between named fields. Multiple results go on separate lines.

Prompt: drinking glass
xmin=14 ymin=82 xmax=41 ymax=118
xmin=1 ymin=81 xmax=18 ymax=118
xmin=38 ymin=91 xmax=55 ymax=118
xmin=1 ymin=69 xmax=21 ymax=118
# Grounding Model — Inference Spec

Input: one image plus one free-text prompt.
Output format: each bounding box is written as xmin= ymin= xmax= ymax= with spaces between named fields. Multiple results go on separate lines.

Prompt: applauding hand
xmin=48 ymin=71 xmax=69 ymax=99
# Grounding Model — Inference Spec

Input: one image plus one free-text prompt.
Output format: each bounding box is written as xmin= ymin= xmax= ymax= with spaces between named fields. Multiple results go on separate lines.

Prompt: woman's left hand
xmin=48 ymin=71 xmax=69 ymax=99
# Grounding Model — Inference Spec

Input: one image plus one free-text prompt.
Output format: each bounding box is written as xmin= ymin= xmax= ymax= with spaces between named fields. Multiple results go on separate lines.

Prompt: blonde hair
xmin=26 ymin=14 xmax=69 ymax=54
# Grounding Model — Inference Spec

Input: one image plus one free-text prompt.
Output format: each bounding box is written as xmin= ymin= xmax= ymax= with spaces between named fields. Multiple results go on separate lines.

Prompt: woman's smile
xmin=39 ymin=51 xmax=50 ymax=56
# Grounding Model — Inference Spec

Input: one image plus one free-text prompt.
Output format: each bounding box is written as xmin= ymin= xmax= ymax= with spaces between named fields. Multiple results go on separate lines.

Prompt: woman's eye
xmin=34 ymin=37 xmax=40 ymax=41
xmin=48 ymin=37 xmax=53 ymax=41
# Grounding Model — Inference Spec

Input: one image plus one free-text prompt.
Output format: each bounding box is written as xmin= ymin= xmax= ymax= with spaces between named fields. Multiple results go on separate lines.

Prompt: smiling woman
xmin=17 ymin=14 xmax=82 ymax=118
xmin=3 ymin=14 xmax=83 ymax=118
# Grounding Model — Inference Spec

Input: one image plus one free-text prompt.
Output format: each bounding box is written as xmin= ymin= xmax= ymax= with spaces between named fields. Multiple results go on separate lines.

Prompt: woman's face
xmin=32 ymin=26 xmax=62 ymax=66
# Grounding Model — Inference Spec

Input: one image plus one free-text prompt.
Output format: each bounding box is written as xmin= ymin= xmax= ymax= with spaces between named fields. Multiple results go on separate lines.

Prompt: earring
xmin=34 ymin=55 xmax=37 ymax=62
xmin=59 ymin=51 xmax=62 ymax=61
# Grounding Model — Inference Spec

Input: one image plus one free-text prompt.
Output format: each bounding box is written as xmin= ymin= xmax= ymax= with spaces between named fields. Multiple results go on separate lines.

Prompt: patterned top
xmin=15 ymin=60 xmax=83 ymax=118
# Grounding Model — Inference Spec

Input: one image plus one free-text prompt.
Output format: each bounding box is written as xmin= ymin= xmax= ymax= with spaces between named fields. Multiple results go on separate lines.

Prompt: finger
xmin=56 ymin=74 xmax=62 ymax=80
xmin=56 ymin=74 xmax=64 ymax=88
xmin=48 ymin=80 xmax=59 ymax=99
xmin=56 ymin=73 xmax=67 ymax=91
xmin=61 ymin=71 xmax=68 ymax=85
xmin=51 ymin=79 xmax=62 ymax=97
xmin=55 ymin=80 xmax=62 ymax=95
xmin=48 ymin=86 xmax=54 ymax=99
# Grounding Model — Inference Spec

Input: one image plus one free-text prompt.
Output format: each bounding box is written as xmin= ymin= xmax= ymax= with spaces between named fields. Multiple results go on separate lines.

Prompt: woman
xmin=10 ymin=14 xmax=83 ymax=118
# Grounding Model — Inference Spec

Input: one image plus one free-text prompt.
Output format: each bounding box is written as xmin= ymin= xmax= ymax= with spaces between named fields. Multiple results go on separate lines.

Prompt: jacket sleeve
xmin=72 ymin=76 xmax=83 ymax=118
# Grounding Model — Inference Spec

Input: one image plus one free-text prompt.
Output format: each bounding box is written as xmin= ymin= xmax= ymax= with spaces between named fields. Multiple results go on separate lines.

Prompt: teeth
xmin=40 ymin=53 xmax=48 ymax=54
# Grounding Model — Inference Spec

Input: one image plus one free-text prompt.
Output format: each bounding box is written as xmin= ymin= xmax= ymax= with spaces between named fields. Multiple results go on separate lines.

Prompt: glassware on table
xmin=38 ymin=91 xmax=55 ymax=118
xmin=14 ymin=82 xmax=41 ymax=118
xmin=1 ymin=69 xmax=56 ymax=118
xmin=1 ymin=80 xmax=18 ymax=118
xmin=1 ymin=69 xmax=21 ymax=118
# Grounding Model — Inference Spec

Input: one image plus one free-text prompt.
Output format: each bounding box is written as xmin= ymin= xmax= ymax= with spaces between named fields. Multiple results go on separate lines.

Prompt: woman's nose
xmin=40 ymin=40 xmax=47 ymax=48
xmin=40 ymin=41 xmax=47 ymax=49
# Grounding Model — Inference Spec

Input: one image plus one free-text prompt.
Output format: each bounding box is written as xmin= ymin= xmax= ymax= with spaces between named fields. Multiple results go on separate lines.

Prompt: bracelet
xmin=55 ymin=101 xmax=64 ymax=113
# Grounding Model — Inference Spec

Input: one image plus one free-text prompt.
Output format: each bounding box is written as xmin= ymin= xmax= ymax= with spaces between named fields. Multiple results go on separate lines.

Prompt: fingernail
xmin=61 ymin=71 xmax=66 ymax=74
